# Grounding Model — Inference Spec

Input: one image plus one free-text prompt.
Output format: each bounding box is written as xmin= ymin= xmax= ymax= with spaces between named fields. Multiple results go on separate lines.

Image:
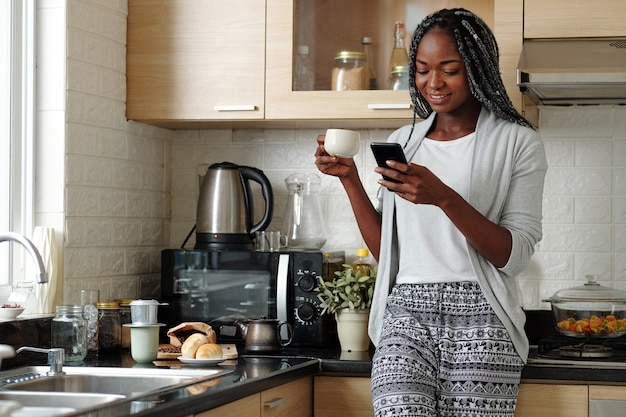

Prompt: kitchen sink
xmin=0 ymin=391 xmax=124 ymax=416
xmin=1 ymin=366 xmax=231 ymax=397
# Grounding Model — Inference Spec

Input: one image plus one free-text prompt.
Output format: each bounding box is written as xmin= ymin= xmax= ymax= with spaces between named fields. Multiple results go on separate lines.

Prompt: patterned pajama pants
xmin=371 ymin=282 xmax=524 ymax=417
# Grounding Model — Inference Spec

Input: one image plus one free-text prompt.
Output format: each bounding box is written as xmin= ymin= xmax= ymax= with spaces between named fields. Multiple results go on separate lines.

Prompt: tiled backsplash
xmin=168 ymin=106 xmax=626 ymax=310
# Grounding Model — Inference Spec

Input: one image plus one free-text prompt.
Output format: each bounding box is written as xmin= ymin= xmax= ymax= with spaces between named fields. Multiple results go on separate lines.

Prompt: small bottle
xmin=97 ymin=301 xmax=122 ymax=353
xmin=294 ymin=45 xmax=315 ymax=91
xmin=51 ymin=305 xmax=88 ymax=364
xmin=352 ymin=248 xmax=375 ymax=276
xmin=390 ymin=65 xmax=409 ymax=90
xmin=388 ymin=21 xmax=409 ymax=89
xmin=324 ymin=251 xmax=345 ymax=281
xmin=361 ymin=36 xmax=377 ymax=90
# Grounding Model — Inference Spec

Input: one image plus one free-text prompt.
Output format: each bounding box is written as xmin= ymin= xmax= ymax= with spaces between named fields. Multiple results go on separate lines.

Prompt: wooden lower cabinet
xmin=515 ymin=383 xmax=588 ymax=417
xmin=195 ymin=376 xmax=312 ymax=417
xmin=195 ymin=393 xmax=261 ymax=417
xmin=196 ymin=375 xmax=625 ymax=417
xmin=314 ymin=376 xmax=374 ymax=417
xmin=261 ymin=376 xmax=313 ymax=417
xmin=314 ymin=378 xmax=597 ymax=417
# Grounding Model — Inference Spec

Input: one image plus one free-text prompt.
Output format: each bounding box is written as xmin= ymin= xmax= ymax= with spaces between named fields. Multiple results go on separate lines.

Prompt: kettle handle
xmin=239 ymin=166 xmax=274 ymax=236
xmin=278 ymin=321 xmax=293 ymax=347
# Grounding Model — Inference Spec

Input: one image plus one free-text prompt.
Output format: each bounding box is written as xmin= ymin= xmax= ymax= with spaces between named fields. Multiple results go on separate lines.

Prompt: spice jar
xmin=51 ymin=305 xmax=87 ymax=364
xmin=97 ymin=301 xmax=122 ymax=352
xmin=115 ymin=298 xmax=134 ymax=349
xmin=331 ymin=51 xmax=369 ymax=91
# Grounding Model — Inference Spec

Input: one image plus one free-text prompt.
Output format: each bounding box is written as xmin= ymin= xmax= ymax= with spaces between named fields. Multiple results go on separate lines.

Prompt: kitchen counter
xmin=55 ymin=347 xmax=626 ymax=416
xmin=3 ymin=344 xmax=626 ymax=417
xmin=4 ymin=310 xmax=626 ymax=416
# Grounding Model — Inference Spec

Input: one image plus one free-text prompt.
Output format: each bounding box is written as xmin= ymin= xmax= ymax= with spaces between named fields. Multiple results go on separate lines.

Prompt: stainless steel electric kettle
xmin=195 ymin=162 xmax=273 ymax=250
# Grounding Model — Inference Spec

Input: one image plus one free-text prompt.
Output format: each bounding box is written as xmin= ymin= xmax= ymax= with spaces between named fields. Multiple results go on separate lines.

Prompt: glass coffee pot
xmin=282 ymin=173 xmax=327 ymax=250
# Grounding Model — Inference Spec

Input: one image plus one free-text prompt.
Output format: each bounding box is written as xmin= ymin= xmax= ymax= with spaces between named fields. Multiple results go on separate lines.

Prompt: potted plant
xmin=315 ymin=263 xmax=377 ymax=351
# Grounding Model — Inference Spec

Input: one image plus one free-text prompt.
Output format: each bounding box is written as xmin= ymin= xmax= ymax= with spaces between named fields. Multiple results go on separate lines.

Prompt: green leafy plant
xmin=315 ymin=264 xmax=377 ymax=315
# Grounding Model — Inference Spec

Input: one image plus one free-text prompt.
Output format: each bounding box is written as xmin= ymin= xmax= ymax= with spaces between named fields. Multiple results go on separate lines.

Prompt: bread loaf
xmin=167 ymin=322 xmax=216 ymax=346
xmin=195 ymin=343 xmax=223 ymax=359
xmin=181 ymin=333 xmax=209 ymax=358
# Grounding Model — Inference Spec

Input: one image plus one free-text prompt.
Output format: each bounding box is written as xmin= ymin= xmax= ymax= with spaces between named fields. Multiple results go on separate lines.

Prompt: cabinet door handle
xmin=264 ymin=397 xmax=286 ymax=409
xmin=213 ymin=105 xmax=257 ymax=111
xmin=368 ymin=103 xmax=412 ymax=110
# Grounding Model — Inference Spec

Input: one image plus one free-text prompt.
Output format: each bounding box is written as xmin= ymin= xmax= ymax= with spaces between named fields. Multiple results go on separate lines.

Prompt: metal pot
xmin=235 ymin=318 xmax=293 ymax=352
xmin=543 ymin=275 xmax=626 ymax=338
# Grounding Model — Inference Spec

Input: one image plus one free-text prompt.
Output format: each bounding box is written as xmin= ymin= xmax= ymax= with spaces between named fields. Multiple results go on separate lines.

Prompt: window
xmin=0 ymin=1 xmax=35 ymax=288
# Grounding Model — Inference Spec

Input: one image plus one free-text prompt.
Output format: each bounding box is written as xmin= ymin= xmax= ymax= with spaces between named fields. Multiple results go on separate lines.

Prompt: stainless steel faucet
xmin=15 ymin=346 xmax=65 ymax=375
xmin=0 ymin=232 xmax=48 ymax=284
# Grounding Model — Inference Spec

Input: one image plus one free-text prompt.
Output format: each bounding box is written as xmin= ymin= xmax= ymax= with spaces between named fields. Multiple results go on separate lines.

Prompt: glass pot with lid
xmin=543 ymin=275 xmax=626 ymax=338
xmin=281 ymin=173 xmax=327 ymax=251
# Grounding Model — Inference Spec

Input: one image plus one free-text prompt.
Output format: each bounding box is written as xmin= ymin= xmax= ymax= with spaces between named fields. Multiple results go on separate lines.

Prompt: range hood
xmin=517 ymin=38 xmax=626 ymax=105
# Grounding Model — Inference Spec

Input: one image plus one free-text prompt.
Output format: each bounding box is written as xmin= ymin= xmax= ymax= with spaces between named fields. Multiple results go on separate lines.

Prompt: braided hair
xmin=406 ymin=8 xmax=533 ymax=139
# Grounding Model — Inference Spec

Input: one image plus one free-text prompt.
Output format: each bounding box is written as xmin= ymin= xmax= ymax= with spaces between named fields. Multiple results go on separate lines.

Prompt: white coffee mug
xmin=324 ymin=129 xmax=360 ymax=157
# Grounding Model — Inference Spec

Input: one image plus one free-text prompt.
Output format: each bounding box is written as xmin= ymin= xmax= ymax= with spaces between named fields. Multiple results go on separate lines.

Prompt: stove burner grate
xmin=559 ymin=344 xmax=613 ymax=359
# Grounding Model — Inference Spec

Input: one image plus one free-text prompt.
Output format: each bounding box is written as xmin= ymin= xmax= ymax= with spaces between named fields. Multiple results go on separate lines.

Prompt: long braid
xmin=406 ymin=8 xmax=533 ymax=141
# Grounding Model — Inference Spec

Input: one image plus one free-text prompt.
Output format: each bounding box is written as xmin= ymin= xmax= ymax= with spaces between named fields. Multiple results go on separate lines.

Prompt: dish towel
xmin=32 ymin=226 xmax=58 ymax=314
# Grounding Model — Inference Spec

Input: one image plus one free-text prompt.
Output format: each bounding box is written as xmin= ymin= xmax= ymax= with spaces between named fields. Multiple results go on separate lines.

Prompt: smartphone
xmin=370 ymin=142 xmax=407 ymax=183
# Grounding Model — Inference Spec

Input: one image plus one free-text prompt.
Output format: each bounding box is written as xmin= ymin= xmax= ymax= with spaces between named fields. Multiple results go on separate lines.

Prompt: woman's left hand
xmin=378 ymin=160 xmax=513 ymax=268
xmin=375 ymin=160 xmax=455 ymax=208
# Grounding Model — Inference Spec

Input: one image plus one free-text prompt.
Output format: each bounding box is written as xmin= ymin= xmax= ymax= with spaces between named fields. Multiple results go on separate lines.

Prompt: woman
xmin=315 ymin=8 xmax=547 ymax=417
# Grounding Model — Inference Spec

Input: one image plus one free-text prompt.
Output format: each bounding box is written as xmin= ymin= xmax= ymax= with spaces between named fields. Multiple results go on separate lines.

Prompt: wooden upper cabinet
xmin=126 ymin=0 xmax=265 ymax=124
xmin=266 ymin=0 xmax=523 ymax=122
xmin=126 ymin=0 xmax=523 ymax=126
xmin=524 ymin=0 xmax=626 ymax=38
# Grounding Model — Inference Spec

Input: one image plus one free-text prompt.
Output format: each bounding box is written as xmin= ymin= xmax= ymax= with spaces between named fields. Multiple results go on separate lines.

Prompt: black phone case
xmin=370 ymin=142 xmax=407 ymax=183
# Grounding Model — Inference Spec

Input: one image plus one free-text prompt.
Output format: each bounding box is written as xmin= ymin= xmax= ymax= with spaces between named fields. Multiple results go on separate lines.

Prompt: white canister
xmin=125 ymin=323 xmax=164 ymax=363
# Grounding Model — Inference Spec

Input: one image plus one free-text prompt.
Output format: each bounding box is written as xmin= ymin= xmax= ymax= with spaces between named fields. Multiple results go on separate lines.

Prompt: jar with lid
xmin=352 ymin=248 xmax=376 ymax=276
xmin=115 ymin=298 xmax=134 ymax=349
xmin=51 ymin=305 xmax=87 ymax=364
xmin=331 ymin=51 xmax=370 ymax=91
xmin=390 ymin=65 xmax=409 ymax=90
xmin=97 ymin=301 xmax=122 ymax=352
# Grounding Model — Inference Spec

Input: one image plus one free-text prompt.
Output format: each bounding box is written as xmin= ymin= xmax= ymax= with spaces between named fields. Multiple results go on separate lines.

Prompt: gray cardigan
xmin=369 ymin=107 xmax=548 ymax=362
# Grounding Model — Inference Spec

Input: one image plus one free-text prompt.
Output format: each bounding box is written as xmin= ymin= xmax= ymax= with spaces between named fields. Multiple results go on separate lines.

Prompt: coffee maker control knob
xmin=297 ymin=273 xmax=318 ymax=292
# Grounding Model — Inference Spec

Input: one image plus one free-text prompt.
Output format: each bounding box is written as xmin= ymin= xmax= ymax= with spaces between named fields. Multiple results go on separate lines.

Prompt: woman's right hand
xmin=314 ymin=134 xmax=357 ymax=179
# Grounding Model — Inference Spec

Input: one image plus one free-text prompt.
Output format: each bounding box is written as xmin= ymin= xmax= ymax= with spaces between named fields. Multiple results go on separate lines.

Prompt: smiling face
xmin=414 ymin=28 xmax=480 ymax=116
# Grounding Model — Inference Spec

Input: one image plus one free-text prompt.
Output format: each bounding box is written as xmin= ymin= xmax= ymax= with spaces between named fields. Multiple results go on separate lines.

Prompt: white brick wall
xmin=38 ymin=0 xmax=170 ymax=306
xmin=168 ymin=106 xmax=626 ymax=310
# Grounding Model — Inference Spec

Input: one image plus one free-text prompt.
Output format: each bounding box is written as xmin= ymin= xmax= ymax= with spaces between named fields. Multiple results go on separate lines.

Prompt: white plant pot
xmin=335 ymin=309 xmax=370 ymax=352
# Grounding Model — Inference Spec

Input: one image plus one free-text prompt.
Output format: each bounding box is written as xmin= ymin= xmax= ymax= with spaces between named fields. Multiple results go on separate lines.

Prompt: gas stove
xmin=526 ymin=333 xmax=626 ymax=369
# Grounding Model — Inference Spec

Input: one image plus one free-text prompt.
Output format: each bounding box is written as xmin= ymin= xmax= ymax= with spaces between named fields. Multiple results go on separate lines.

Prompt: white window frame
xmin=0 ymin=0 xmax=36 ymax=289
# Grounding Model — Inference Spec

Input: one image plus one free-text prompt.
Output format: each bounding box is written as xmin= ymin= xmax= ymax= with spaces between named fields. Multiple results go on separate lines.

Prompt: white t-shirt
xmin=395 ymin=132 xmax=477 ymax=284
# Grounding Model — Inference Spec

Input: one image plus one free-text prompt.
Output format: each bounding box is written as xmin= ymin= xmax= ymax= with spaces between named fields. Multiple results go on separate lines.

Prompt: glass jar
xmin=115 ymin=298 xmax=134 ymax=349
xmin=331 ymin=51 xmax=369 ymax=91
xmin=51 ymin=305 xmax=87 ymax=364
xmin=97 ymin=302 xmax=122 ymax=352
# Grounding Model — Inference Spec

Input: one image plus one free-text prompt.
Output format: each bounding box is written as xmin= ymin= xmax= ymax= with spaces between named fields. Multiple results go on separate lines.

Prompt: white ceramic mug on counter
xmin=324 ymin=129 xmax=360 ymax=158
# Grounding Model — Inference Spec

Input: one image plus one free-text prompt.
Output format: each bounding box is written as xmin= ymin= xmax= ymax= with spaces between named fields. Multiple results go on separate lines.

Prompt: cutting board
xmin=157 ymin=343 xmax=238 ymax=360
